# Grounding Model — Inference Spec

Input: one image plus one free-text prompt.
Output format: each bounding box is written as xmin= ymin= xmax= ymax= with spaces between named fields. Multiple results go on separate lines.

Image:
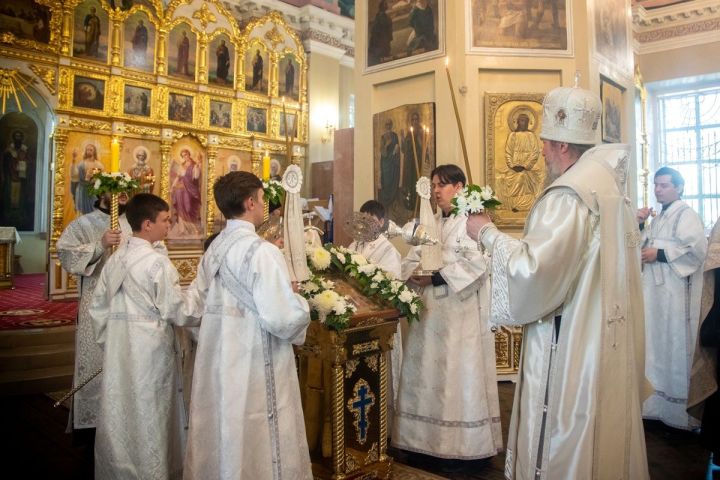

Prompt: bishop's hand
xmin=466 ymin=213 xmax=493 ymax=241
xmin=101 ymin=229 xmax=122 ymax=248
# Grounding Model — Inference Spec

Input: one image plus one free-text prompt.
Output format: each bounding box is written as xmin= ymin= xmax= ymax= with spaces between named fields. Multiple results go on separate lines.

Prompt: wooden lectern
xmin=296 ymin=276 xmax=399 ymax=479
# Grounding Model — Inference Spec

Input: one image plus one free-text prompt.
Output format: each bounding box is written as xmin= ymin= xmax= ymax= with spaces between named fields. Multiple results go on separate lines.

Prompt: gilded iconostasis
xmin=0 ymin=0 xmax=309 ymax=298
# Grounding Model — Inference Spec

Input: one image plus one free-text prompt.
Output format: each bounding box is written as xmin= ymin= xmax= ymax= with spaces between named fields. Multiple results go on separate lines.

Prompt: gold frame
xmin=484 ymin=92 xmax=545 ymax=229
xmin=0 ymin=0 xmax=62 ymax=54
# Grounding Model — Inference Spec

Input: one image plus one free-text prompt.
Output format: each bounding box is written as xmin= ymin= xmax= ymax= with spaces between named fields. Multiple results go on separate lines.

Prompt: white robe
xmin=642 ymin=200 xmax=707 ymax=429
xmin=56 ymin=209 xmax=131 ymax=429
xmin=184 ymin=219 xmax=312 ymax=480
xmin=392 ymin=213 xmax=503 ymax=459
xmin=89 ymin=237 xmax=202 ymax=480
xmin=348 ymin=236 xmax=403 ymax=415
xmin=482 ymin=145 xmax=649 ymax=480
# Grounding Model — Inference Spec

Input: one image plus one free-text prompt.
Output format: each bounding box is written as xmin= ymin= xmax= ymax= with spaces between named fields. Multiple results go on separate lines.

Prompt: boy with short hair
xmin=184 ymin=171 xmax=312 ymax=479
xmin=89 ymin=193 xmax=203 ymax=480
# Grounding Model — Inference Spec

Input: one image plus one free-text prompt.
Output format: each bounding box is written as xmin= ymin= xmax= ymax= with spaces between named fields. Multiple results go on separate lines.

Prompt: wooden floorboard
xmin=0 ymin=382 xmax=708 ymax=479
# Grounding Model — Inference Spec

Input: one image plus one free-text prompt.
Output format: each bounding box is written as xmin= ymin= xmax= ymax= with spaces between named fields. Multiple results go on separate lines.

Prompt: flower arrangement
xmin=87 ymin=171 xmax=140 ymax=197
xmin=298 ymin=274 xmax=357 ymax=331
xmin=263 ymin=180 xmax=285 ymax=206
xmin=300 ymin=244 xmax=424 ymax=331
xmin=450 ymin=184 xmax=501 ymax=216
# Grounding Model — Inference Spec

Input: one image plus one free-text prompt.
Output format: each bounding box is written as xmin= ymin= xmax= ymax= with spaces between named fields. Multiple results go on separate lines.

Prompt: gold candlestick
xmin=445 ymin=57 xmax=472 ymax=184
xmin=110 ymin=192 xmax=119 ymax=253
xmin=409 ymin=127 xmax=421 ymax=217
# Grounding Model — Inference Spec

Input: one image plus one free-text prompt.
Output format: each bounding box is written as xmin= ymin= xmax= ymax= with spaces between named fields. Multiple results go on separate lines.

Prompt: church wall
xmin=354 ymin=0 xmax=638 ymax=227
xmin=308 ymin=50 xmax=341 ymax=166
xmin=338 ymin=63 xmax=355 ymax=129
xmin=636 ymin=41 xmax=720 ymax=83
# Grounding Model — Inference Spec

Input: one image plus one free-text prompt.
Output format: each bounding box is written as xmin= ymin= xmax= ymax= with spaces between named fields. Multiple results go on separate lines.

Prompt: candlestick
xmin=409 ymin=126 xmax=420 ymax=177
xmin=262 ymin=150 xmax=271 ymax=181
xmin=444 ymin=57 xmax=472 ymax=184
xmin=110 ymin=138 xmax=120 ymax=172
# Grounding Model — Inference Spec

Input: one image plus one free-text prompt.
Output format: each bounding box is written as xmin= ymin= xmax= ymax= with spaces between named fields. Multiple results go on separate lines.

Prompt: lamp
xmin=321 ymin=119 xmax=335 ymax=144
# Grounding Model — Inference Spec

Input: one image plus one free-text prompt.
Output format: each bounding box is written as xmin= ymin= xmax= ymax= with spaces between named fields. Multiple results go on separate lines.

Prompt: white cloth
xmin=392 ymin=213 xmax=502 ymax=459
xmin=482 ymin=145 xmax=649 ymax=480
xmin=642 ymin=200 xmax=707 ymax=429
xmin=348 ymin=236 xmax=403 ymax=414
xmin=56 ymin=209 xmax=131 ymax=429
xmin=184 ymin=219 xmax=312 ymax=479
xmin=89 ymin=237 xmax=203 ymax=480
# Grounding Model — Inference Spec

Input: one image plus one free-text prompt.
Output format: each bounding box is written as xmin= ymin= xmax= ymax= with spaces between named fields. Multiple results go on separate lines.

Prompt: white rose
xmin=398 ymin=289 xmax=414 ymax=304
xmin=93 ymin=179 xmax=102 ymax=190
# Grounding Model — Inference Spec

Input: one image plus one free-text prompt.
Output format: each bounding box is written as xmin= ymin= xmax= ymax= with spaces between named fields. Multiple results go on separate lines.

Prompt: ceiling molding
xmin=633 ymin=0 xmax=720 ymax=54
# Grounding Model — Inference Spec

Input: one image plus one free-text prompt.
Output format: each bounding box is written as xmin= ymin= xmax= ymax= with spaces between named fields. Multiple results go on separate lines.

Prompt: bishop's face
xmin=431 ymin=174 xmax=463 ymax=215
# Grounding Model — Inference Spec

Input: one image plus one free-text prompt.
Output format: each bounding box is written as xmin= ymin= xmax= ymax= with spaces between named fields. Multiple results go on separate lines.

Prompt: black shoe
xmin=438 ymin=459 xmax=464 ymax=474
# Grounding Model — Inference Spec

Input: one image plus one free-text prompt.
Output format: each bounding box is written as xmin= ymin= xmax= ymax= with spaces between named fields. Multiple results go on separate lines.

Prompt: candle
xmin=409 ymin=126 xmax=420 ymax=177
xmin=282 ymin=97 xmax=289 ymax=138
xmin=110 ymin=138 xmax=120 ymax=172
xmin=262 ymin=150 xmax=271 ymax=181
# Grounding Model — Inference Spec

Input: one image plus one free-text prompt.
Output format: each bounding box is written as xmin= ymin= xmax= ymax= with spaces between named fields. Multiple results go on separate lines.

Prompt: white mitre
xmin=540 ymin=86 xmax=602 ymax=145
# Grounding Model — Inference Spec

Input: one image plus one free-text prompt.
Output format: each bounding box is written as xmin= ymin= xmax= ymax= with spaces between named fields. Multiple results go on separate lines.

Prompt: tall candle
xmin=110 ymin=139 xmax=120 ymax=172
xmin=444 ymin=57 xmax=472 ymax=184
xmin=282 ymin=97 xmax=289 ymax=138
xmin=262 ymin=150 xmax=271 ymax=181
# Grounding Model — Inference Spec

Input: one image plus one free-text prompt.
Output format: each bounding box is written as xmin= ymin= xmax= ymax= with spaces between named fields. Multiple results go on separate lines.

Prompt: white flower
xmin=93 ymin=179 xmax=101 ymax=190
xmin=398 ymin=289 xmax=414 ymax=304
xmin=312 ymin=290 xmax=340 ymax=313
xmin=301 ymin=281 xmax=319 ymax=294
xmin=480 ymin=187 xmax=494 ymax=201
xmin=332 ymin=299 xmax=349 ymax=315
xmin=310 ymin=247 xmax=331 ymax=270
xmin=351 ymin=254 xmax=368 ymax=266
xmin=390 ymin=280 xmax=403 ymax=294
xmin=336 ymin=253 xmax=346 ymax=264
xmin=119 ymin=180 xmax=127 ymax=188
xmin=122 ymin=172 xmax=131 ymax=181
xmin=320 ymin=279 xmax=335 ymax=289
xmin=358 ymin=264 xmax=378 ymax=276
xmin=467 ymin=192 xmax=484 ymax=213
xmin=372 ymin=272 xmax=385 ymax=283
xmin=410 ymin=303 xmax=418 ymax=314
xmin=371 ymin=282 xmax=379 ymax=289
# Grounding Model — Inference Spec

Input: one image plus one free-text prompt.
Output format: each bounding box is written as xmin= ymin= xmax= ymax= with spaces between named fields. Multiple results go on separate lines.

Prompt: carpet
xmin=0 ymin=274 xmax=77 ymax=330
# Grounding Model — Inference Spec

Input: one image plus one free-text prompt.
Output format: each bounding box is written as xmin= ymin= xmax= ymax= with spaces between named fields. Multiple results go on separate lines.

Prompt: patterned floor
xmin=0 ymin=274 xmax=77 ymax=329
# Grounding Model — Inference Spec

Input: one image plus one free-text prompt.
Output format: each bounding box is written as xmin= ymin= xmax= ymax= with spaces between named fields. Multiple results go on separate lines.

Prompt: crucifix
xmin=348 ymin=379 xmax=375 ymax=445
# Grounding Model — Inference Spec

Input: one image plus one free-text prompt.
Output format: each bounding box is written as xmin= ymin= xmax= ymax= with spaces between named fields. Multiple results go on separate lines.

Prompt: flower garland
xmin=87 ymin=171 xmax=140 ymax=196
xmin=263 ymin=179 xmax=285 ymax=205
xmin=450 ymin=184 xmax=501 ymax=216
xmin=301 ymin=244 xmax=424 ymax=331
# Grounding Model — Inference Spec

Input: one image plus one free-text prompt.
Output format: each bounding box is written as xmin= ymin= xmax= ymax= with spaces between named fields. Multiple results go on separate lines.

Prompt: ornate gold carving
xmin=124 ymin=125 xmax=161 ymax=137
xmin=160 ymin=140 xmax=171 ymax=201
xmin=68 ymin=119 xmax=111 ymax=131
xmin=364 ymin=354 xmax=378 ymax=372
xmin=58 ymin=68 xmax=70 ymax=108
xmin=352 ymin=340 xmax=380 ymax=356
xmin=193 ymin=3 xmax=217 ymax=30
xmin=196 ymin=94 xmax=209 ymax=126
xmin=345 ymin=359 xmax=359 ymax=378
xmin=0 ymin=68 xmax=37 ymax=114
xmin=218 ymin=136 xmax=251 ymax=149
xmin=379 ymin=353 xmax=388 ymax=456
xmin=264 ymin=26 xmax=284 ymax=48
xmin=107 ymin=77 xmax=123 ymax=116
xmin=333 ymin=363 xmax=345 ymax=476
xmin=172 ymin=257 xmax=200 ymax=282
xmin=110 ymin=18 xmax=122 ymax=66
xmin=50 ymin=129 xmax=68 ymax=252
xmin=28 ymin=64 xmax=57 ymax=95
xmin=206 ymin=144 xmax=217 ymax=235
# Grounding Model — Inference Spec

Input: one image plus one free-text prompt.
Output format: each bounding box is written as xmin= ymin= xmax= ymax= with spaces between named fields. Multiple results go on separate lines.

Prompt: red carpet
xmin=0 ymin=274 xmax=77 ymax=330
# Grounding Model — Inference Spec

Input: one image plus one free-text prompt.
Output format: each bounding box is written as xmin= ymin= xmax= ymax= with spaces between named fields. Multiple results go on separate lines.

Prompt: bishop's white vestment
xmin=392 ymin=213 xmax=503 ymax=459
xmin=480 ymin=145 xmax=649 ymax=480
xmin=57 ymin=209 xmax=131 ymax=429
xmin=348 ymin=236 xmax=403 ymax=415
xmin=184 ymin=220 xmax=312 ymax=480
xmin=641 ymin=200 xmax=707 ymax=429
xmin=89 ymin=237 xmax=202 ymax=480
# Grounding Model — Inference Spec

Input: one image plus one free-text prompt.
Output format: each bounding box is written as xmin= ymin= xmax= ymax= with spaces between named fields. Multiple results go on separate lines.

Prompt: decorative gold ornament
xmin=124 ymin=125 xmax=161 ymax=137
xmin=68 ymin=119 xmax=111 ymax=131
xmin=264 ymin=26 xmax=284 ymax=48
xmin=0 ymin=68 xmax=36 ymax=113
xmin=28 ymin=64 xmax=57 ymax=95
xmin=193 ymin=3 xmax=217 ymax=30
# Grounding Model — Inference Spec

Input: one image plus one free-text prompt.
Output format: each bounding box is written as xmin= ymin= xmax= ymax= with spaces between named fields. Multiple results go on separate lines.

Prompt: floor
xmin=0 ymin=382 xmax=709 ymax=479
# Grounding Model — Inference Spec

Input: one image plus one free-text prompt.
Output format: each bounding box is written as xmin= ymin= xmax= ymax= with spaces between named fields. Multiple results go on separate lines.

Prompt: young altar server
xmin=89 ymin=193 xmax=203 ymax=480
xmin=184 ymin=171 xmax=313 ymax=479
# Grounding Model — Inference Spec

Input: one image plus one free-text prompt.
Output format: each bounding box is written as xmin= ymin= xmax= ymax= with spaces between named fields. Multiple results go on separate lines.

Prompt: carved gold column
xmin=110 ymin=16 xmax=122 ymax=66
xmin=206 ymin=143 xmax=217 ymax=234
xmin=50 ymin=129 xmax=69 ymax=252
xmin=270 ymin=51 xmax=279 ymax=98
xmin=635 ymin=66 xmax=650 ymax=208
xmin=160 ymin=140 xmax=172 ymax=202
xmin=251 ymin=144 xmax=262 ymax=178
xmin=157 ymin=29 xmax=167 ymax=76
xmin=60 ymin=6 xmax=73 ymax=55
xmin=197 ymin=34 xmax=208 ymax=83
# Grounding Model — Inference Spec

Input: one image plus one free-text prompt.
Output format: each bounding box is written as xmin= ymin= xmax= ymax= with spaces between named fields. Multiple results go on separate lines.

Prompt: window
xmin=656 ymin=85 xmax=720 ymax=230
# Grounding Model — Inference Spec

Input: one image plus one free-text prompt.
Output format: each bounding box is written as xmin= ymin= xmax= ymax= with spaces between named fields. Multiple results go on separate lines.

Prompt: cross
xmin=607 ymin=304 xmax=626 ymax=349
xmin=348 ymin=380 xmax=375 ymax=444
